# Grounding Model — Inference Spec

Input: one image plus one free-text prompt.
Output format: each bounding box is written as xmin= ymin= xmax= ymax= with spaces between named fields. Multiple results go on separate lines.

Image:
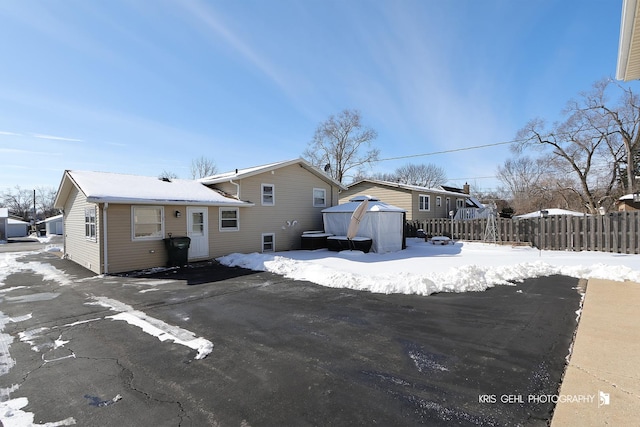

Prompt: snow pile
xmin=0 ymin=253 xmax=72 ymax=286
xmin=218 ymin=239 xmax=640 ymax=296
xmin=88 ymin=296 xmax=213 ymax=360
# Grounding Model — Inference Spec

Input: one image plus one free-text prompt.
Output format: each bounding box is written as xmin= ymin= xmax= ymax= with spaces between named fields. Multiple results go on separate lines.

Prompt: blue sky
xmin=0 ymin=0 xmax=631 ymax=192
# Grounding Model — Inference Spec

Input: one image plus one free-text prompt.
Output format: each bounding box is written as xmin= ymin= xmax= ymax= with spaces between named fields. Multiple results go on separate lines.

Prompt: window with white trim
xmin=85 ymin=207 xmax=96 ymax=240
xmin=261 ymin=184 xmax=274 ymax=206
xmin=419 ymin=194 xmax=430 ymax=211
xmin=132 ymin=206 xmax=164 ymax=240
xmin=436 ymin=196 xmax=442 ymax=208
xmin=220 ymin=207 xmax=239 ymax=231
xmin=313 ymin=188 xmax=326 ymax=207
xmin=262 ymin=233 xmax=275 ymax=252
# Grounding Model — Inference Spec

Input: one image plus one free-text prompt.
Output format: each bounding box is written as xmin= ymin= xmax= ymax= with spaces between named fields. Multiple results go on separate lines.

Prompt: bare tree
xmin=582 ymin=78 xmax=640 ymax=194
xmin=304 ymin=109 xmax=379 ymax=183
xmin=394 ymin=163 xmax=447 ymax=187
xmin=158 ymin=170 xmax=179 ymax=180
xmin=36 ymin=186 xmax=59 ymax=218
xmin=514 ymin=106 xmax=613 ymax=214
xmin=190 ymin=156 xmax=218 ymax=179
xmin=1 ymin=186 xmax=34 ymax=220
xmin=351 ymin=171 xmax=396 ymax=183
xmin=497 ymin=155 xmax=553 ymax=214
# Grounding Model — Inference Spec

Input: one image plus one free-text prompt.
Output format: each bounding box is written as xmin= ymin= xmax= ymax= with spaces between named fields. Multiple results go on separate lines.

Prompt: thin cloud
xmin=0 ymin=147 xmax=61 ymax=156
xmin=180 ymin=0 xmax=291 ymax=93
xmin=32 ymin=133 xmax=83 ymax=142
xmin=0 ymin=131 xmax=23 ymax=136
xmin=106 ymin=141 xmax=127 ymax=147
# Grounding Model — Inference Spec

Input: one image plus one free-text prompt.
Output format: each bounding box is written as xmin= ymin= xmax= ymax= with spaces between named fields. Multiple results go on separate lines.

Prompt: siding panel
xmin=341 ymin=182 xmax=468 ymax=220
xmin=339 ymin=182 xmax=414 ymax=218
xmin=106 ymin=204 xmax=191 ymax=274
xmin=63 ymin=187 xmax=101 ymax=273
xmin=208 ymin=164 xmax=340 ymax=257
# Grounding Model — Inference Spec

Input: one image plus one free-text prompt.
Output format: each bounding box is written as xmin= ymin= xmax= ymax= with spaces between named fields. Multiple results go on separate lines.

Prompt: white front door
xmin=187 ymin=207 xmax=209 ymax=259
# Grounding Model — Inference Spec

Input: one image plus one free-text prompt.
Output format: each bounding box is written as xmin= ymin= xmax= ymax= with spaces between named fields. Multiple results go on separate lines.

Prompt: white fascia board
xmin=86 ymin=197 xmax=254 ymax=207
xmin=617 ymin=0 xmax=639 ymax=81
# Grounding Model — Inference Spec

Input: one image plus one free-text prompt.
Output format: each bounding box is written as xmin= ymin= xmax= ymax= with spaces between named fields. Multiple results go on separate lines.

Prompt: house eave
xmin=347 ymin=179 xmax=470 ymax=198
xmin=200 ymin=158 xmax=347 ymax=191
xmin=85 ymin=197 xmax=254 ymax=207
xmin=617 ymin=0 xmax=640 ymax=81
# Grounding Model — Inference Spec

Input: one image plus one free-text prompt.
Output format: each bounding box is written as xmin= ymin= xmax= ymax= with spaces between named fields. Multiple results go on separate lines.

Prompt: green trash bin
xmin=164 ymin=236 xmax=191 ymax=267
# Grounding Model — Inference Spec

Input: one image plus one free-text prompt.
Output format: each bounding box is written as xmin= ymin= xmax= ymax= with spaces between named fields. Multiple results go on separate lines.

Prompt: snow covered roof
xmin=199 ymin=158 xmax=346 ymax=190
xmin=37 ymin=214 xmax=63 ymax=225
xmin=350 ymin=195 xmax=380 ymax=202
xmin=8 ymin=218 xmax=29 ymax=225
xmin=515 ymin=208 xmax=588 ymax=219
xmin=55 ymin=170 xmax=254 ymax=208
xmin=465 ymin=196 xmax=484 ymax=209
xmin=348 ymin=179 xmax=477 ymax=200
xmin=618 ymin=193 xmax=640 ymax=201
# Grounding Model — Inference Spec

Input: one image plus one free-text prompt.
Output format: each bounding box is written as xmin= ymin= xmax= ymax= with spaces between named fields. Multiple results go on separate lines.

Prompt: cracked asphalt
xmin=1 ymin=247 xmax=582 ymax=426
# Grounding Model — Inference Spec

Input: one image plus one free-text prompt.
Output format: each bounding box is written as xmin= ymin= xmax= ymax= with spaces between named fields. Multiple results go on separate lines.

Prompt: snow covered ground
xmin=218 ymin=238 xmax=640 ymax=296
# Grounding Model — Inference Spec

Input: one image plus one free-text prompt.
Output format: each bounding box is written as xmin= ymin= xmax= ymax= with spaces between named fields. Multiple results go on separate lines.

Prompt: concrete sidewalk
xmin=552 ymin=278 xmax=640 ymax=426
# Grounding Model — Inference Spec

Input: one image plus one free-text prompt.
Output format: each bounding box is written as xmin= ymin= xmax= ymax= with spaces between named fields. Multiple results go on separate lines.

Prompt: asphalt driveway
xmin=0 ymin=251 xmax=581 ymax=426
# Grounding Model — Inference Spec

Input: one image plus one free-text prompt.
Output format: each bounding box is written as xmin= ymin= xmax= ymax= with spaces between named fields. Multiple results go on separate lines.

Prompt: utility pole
xmin=33 ymin=189 xmax=36 ymax=233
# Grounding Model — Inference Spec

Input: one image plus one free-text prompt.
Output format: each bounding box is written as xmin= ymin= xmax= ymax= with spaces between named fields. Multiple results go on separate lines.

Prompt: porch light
xmin=175 ymin=210 xmax=181 ymax=218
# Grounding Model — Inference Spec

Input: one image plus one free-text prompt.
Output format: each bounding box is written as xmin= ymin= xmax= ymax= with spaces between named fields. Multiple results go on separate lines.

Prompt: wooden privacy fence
xmin=406 ymin=211 xmax=640 ymax=254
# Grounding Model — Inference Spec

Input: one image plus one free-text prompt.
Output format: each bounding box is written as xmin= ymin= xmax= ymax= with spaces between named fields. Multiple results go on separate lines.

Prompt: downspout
xmin=230 ymin=179 xmax=240 ymax=199
xmin=102 ymin=202 xmax=109 ymax=274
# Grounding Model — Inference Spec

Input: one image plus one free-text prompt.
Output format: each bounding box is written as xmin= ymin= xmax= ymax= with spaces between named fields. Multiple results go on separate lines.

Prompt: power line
xmin=376 ymin=139 xmax=519 ymax=162
xmin=448 ymin=175 xmax=498 ymax=181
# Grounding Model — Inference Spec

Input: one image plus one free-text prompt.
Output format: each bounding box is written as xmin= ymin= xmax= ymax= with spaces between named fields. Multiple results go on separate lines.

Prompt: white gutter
xmin=229 ymin=179 xmax=241 ymax=199
xmin=86 ymin=197 xmax=253 ymax=207
xmin=617 ymin=0 xmax=638 ymax=81
xmin=102 ymin=202 xmax=108 ymax=274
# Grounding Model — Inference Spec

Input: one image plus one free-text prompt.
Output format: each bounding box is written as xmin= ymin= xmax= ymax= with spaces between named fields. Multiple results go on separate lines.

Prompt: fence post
xmin=621 ymin=212 xmax=628 ymax=254
xmin=573 ymin=216 xmax=580 ymax=251
xmin=603 ymin=215 xmax=610 ymax=253
xmin=611 ymin=214 xmax=617 ymax=253
xmin=632 ymin=212 xmax=639 ymax=254
xmin=590 ymin=215 xmax=597 ymax=251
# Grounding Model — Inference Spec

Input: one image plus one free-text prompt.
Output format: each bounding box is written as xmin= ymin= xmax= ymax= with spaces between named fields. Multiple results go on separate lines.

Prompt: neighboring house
xmin=616 ymin=194 xmax=640 ymax=211
xmin=54 ymin=158 xmax=344 ymax=274
xmin=440 ymin=184 xmax=487 ymax=220
xmin=38 ymin=214 xmax=64 ymax=235
xmin=7 ymin=218 xmax=30 ymax=238
xmin=0 ymin=208 xmax=7 ymax=242
xmin=0 ymin=211 xmax=30 ymax=239
xmin=339 ymin=179 xmax=479 ymax=221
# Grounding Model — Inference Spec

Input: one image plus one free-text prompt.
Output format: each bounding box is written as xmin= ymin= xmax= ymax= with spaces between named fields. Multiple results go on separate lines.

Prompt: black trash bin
xmin=163 ymin=236 xmax=191 ymax=267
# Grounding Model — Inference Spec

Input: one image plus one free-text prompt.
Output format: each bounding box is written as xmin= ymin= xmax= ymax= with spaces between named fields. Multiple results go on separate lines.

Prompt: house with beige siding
xmin=54 ymin=158 xmax=345 ymax=274
xmin=198 ymin=158 xmax=345 ymax=255
xmin=339 ymin=179 xmax=480 ymax=221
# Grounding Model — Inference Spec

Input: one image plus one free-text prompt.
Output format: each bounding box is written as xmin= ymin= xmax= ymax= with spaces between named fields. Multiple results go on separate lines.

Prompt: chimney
xmin=463 ymin=182 xmax=470 ymax=194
